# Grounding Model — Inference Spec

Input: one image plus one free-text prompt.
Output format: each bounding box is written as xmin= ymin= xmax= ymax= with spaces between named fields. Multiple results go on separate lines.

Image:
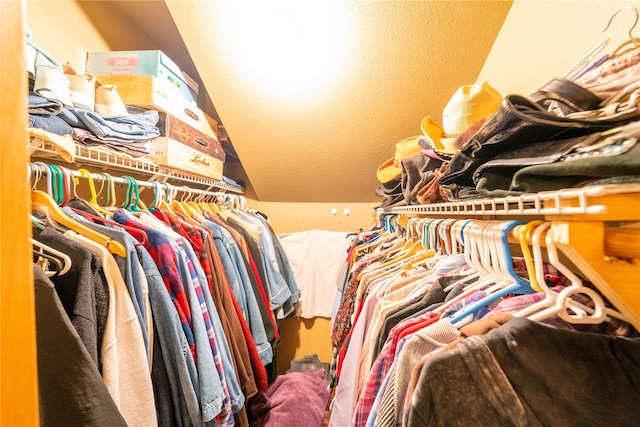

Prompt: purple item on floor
xmin=249 ymin=368 xmax=330 ymax=427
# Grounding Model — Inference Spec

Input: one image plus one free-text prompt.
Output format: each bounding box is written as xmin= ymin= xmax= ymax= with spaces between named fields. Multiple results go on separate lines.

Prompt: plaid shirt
xmin=152 ymin=210 xmax=215 ymax=290
xmin=113 ymin=209 xmax=196 ymax=361
xmin=330 ymin=254 xmax=385 ymax=390
xmin=176 ymin=239 xmax=233 ymax=426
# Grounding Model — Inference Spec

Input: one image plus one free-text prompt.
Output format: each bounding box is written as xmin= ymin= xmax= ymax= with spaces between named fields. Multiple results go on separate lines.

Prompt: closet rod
xmin=29 ymin=162 xmax=242 ymax=202
xmin=388 ymin=213 xmax=640 ymax=262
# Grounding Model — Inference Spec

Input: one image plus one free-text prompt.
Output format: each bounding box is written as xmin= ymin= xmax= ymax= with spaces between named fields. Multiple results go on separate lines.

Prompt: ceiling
xmin=81 ymin=1 xmax=513 ymax=202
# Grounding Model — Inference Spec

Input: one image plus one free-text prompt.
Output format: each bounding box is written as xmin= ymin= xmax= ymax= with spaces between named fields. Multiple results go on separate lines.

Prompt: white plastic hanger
xmin=515 ymin=224 xmax=627 ymax=324
xmin=442 ymin=220 xmax=487 ymax=293
xmin=31 ymin=237 xmax=72 ymax=277
xmin=512 ymin=221 xmax=600 ymax=321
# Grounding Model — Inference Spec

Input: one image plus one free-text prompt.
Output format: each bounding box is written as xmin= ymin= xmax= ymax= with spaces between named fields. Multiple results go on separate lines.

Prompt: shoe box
xmin=87 ymin=50 xmax=198 ymax=104
xmin=149 ymin=112 xmax=225 ymax=181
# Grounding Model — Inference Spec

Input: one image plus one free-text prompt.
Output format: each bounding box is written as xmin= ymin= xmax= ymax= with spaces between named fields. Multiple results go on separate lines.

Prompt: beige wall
xmin=26 ymin=0 xmax=161 ymax=72
xmin=26 ymin=0 xmax=109 ymax=70
xmin=248 ymin=200 xmax=378 ymax=234
xmin=478 ymin=0 xmax=640 ymax=96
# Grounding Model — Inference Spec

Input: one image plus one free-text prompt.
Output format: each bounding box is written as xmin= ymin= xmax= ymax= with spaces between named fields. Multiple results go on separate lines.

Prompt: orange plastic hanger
xmin=32 ymin=189 xmax=127 ymax=257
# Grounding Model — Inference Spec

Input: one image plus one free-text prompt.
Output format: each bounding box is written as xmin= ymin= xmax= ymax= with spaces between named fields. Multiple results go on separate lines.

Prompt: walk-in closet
xmin=3 ymin=1 xmax=640 ymax=426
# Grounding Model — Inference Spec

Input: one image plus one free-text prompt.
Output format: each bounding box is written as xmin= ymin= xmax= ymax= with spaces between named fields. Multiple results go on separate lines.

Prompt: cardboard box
xmin=149 ymin=112 xmax=224 ymax=180
xmin=87 ymin=50 xmax=198 ymax=105
xmin=95 ymin=75 xmax=216 ymax=139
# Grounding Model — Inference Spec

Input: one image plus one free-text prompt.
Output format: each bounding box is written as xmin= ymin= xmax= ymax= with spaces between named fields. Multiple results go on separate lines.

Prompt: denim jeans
xmin=137 ymin=245 xmax=202 ymax=426
xmin=58 ymin=105 xmax=160 ymax=141
xmin=407 ymin=317 xmax=640 ymax=427
xmin=29 ymin=114 xmax=73 ymax=135
xmin=270 ymin=229 xmax=300 ymax=305
xmin=29 ymin=93 xmax=62 ymax=115
xmin=238 ymin=211 xmax=292 ymax=309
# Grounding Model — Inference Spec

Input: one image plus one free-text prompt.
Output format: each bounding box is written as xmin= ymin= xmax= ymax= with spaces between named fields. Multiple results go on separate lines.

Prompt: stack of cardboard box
xmin=88 ymin=50 xmax=225 ymax=180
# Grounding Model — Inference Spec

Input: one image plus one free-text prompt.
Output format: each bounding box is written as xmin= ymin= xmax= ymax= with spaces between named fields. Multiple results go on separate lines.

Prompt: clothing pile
xmin=248 ymin=369 xmax=330 ymax=427
xmin=375 ymin=44 xmax=640 ymax=208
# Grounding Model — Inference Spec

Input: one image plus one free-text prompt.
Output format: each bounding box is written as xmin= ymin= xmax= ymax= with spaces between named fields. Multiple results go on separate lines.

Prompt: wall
xmin=26 ymin=0 xmax=110 ymax=70
xmin=478 ymin=0 xmax=640 ymax=96
xmin=249 ymin=201 xmax=378 ymax=234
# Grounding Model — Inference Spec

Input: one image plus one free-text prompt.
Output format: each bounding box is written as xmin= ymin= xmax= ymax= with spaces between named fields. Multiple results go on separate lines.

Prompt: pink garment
xmin=249 ymin=369 xmax=329 ymax=427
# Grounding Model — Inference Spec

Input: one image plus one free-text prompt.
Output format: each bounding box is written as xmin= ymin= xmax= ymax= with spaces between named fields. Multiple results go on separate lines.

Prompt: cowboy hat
xmin=421 ymin=81 xmax=502 ymax=156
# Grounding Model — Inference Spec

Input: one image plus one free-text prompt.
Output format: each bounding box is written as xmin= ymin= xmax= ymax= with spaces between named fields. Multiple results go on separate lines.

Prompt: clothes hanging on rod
xmin=30 ymin=163 xmax=300 ymax=427
xmin=327 ymin=215 xmax=640 ymax=427
xmin=33 ymin=264 xmax=129 ymax=427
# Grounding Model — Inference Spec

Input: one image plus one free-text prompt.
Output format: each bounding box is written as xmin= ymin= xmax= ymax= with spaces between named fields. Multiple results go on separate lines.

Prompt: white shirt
xmin=65 ymin=231 xmax=158 ymax=427
xmin=279 ymin=230 xmax=351 ymax=318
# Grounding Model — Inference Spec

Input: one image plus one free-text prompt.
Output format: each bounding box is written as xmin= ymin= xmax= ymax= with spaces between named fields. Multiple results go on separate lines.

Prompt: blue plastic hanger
xmin=450 ymin=220 xmax=535 ymax=326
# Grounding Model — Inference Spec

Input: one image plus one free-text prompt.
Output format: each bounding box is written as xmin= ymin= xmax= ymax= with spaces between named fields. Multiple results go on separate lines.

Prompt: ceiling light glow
xmin=223 ymin=1 xmax=352 ymax=102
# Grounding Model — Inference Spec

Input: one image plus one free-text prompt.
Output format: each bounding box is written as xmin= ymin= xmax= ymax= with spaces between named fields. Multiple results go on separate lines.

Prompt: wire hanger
xmin=563 ymin=6 xmax=640 ymax=81
xmin=605 ymin=5 xmax=640 ymax=56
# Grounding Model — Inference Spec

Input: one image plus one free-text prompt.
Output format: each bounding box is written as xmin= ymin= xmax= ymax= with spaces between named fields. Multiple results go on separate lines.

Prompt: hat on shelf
xmin=375 ymin=178 xmax=402 ymax=198
xmin=94 ymin=84 xmax=129 ymax=118
xmin=63 ymin=63 xmax=97 ymax=112
xmin=421 ymin=81 xmax=502 ymax=157
xmin=376 ymin=135 xmax=423 ymax=183
xmin=375 ymin=177 xmax=406 ymax=209
xmin=400 ymin=154 xmax=445 ymax=205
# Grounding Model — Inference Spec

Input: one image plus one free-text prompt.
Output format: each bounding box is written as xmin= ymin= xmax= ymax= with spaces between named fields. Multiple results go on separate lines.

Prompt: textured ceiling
xmin=86 ymin=1 xmax=513 ymax=202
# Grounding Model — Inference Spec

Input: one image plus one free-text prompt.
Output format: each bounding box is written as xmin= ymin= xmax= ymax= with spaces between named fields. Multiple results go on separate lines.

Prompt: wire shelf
xmin=380 ymin=184 xmax=640 ymax=217
xmin=29 ymin=135 xmax=244 ymax=193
